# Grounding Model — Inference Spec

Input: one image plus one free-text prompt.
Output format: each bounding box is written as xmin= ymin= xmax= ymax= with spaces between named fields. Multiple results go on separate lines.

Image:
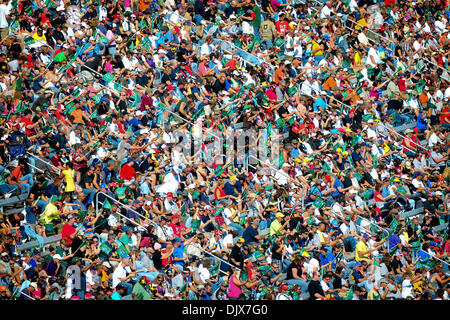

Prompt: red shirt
xmin=61 ymin=223 xmax=76 ymax=246
xmin=20 ymin=116 xmax=35 ymax=136
xmin=225 ymin=59 xmax=237 ymax=72
xmin=214 ymin=186 xmax=226 ymax=201
xmin=440 ymin=107 xmax=450 ymax=124
xmin=275 ymin=20 xmax=290 ymax=37
xmin=170 ymin=222 xmax=187 ymax=238
xmin=120 ymin=163 xmax=136 ymax=181
xmin=402 ymin=135 xmax=419 ymax=153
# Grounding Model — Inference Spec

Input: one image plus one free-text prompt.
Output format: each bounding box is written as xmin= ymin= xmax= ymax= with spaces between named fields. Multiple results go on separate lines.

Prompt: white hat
xmin=158 ymin=49 xmax=166 ymax=54
xmin=135 ymin=110 xmax=143 ymax=116
xmin=188 ymin=183 xmax=196 ymax=189
xmin=230 ymin=14 xmax=237 ymax=19
xmin=30 ymin=282 xmax=38 ymax=290
xmin=102 ymin=261 xmax=111 ymax=268
xmin=53 ymin=254 xmax=63 ymax=260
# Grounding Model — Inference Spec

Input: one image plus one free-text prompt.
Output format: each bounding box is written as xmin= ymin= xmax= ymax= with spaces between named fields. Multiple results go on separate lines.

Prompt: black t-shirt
xmin=229 ymin=245 xmax=244 ymax=268
xmin=152 ymin=250 xmax=162 ymax=270
xmin=390 ymin=258 xmax=403 ymax=274
xmin=242 ymin=225 xmax=258 ymax=244
xmin=70 ymin=236 xmax=84 ymax=258
xmin=387 ymin=99 xmax=402 ymax=112
xmin=332 ymin=276 xmax=343 ymax=289
xmin=176 ymin=47 xmax=189 ymax=62
xmin=83 ymin=55 xmax=102 ymax=72
xmin=212 ymin=79 xmax=226 ymax=94
xmin=286 ymin=261 xmax=301 ymax=280
xmin=80 ymin=172 xmax=94 ymax=189
xmin=0 ymin=61 xmax=8 ymax=74
xmin=271 ymin=242 xmax=282 ymax=260
xmin=308 ymin=280 xmax=325 ymax=300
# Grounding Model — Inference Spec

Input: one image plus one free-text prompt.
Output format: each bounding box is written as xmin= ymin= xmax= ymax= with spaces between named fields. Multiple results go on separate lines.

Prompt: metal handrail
xmin=26 ymin=151 xmax=61 ymax=175
xmin=417 ymin=249 xmax=450 ymax=270
xmin=306 ymin=0 xmax=449 ymax=77
xmin=94 ymin=191 xmax=158 ymax=230
xmin=185 ymin=243 xmax=241 ymax=275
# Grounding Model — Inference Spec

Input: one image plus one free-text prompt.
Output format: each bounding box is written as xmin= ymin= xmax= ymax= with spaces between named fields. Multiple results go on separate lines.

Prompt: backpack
xmin=8 ymin=131 xmax=27 ymax=157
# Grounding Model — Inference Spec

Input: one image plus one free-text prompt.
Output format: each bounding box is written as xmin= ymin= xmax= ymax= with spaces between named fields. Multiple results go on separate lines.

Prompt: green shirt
xmin=119 ymin=234 xmax=132 ymax=247
xmin=132 ymin=282 xmax=152 ymax=300
xmin=252 ymin=5 xmax=261 ymax=27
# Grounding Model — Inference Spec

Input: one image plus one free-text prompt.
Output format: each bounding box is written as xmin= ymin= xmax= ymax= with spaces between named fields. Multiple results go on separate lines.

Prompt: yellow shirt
xmin=42 ymin=202 xmax=59 ymax=224
xmin=355 ymin=240 xmax=369 ymax=261
xmin=270 ymin=219 xmax=283 ymax=237
xmin=354 ymin=18 xmax=367 ymax=30
xmin=62 ymin=169 xmax=75 ymax=192
xmin=354 ymin=52 xmax=362 ymax=66
xmin=32 ymin=33 xmax=47 ymax=42
xmin=312 ymin=40 xmax=323 ymax=56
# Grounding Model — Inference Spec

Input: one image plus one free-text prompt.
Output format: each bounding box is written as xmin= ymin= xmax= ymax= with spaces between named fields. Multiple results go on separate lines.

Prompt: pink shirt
xmin=105 ymin=61 xmax=113 ymax=73
xmin=227 ymin=275 xmax=241 ymax=298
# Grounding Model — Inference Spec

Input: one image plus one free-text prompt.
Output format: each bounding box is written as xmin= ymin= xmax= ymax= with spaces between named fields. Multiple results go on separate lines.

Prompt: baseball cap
xmin=172 ymin=214 xmax=180 ymax=219
xmin=53 ymin=254 xmax=63 ymax=260
xmin=172 ymin=237 xmax=182 ymax=243
xmin=237 ymin=238 xmax=245 ymax=243
xmin=167 ymin=192 xmax=174 ymax=198
xmin=276 ymin=212 xmax=284 ymax=218
xmin=154 ymin=242 xmax=162 ymax=250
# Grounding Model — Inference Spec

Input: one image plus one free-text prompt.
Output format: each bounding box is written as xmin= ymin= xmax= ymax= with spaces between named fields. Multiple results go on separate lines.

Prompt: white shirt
xmin=222 ymin=207 xmax=234 ymax=226
xmin=155 ymin=172 xmax=179 ymax=195
xmin=367 ymin=47 xmax=380 ymax=67
xmin=274 ymin=169 xmax=290 ymax=185
xmin=0 ymin=2 xmax=11 ymax=28
xmin=68 ymin=131 xmax=81 ymax=146
xmin=401 ymin=279 xmax=414 ymax=299
xmin=112 ymin=263 xmax=132 ymax=288
xmin=411 ymin=178 xmax=425 ymax=190
xmin=197 ymin=264 xmax=211 ymax=283
xmin=319 ymin=5 xmax=332 ymax=19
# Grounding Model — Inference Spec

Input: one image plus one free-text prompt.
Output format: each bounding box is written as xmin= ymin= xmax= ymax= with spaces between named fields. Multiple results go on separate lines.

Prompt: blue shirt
xmin=128 ymin=117 xmax=142 ymax=132
xmin=290 ymin=148 xmax=300 ymax=159
xmin=314 ymin=97 xmax=327 ymax=112
xmin=173 ymin=243 xmax=185 ymax=267
xmin=332 ymin=179 xmax=344 ymax=198
xmin=224 ymin=181 xmax=242 ymax=197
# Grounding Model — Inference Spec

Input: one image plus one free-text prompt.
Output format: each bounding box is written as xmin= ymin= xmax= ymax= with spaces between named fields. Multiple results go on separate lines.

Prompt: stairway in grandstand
xmin=0 ymin=193 xmax=62 ymax=253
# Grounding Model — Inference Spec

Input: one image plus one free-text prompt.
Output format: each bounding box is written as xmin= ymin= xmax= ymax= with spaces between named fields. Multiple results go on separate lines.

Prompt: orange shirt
xmin=323 ymin=76 xmax=337 ymax=91
xmin=418 ymin=92 xmax=428 ymax=106
xmin=274 ymin=67 xmax=285 ymax=84
xmin=70 ymin=108 xmax=84 ymax=124
xmin=11 ymin=166 xmax=23 ymax=182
